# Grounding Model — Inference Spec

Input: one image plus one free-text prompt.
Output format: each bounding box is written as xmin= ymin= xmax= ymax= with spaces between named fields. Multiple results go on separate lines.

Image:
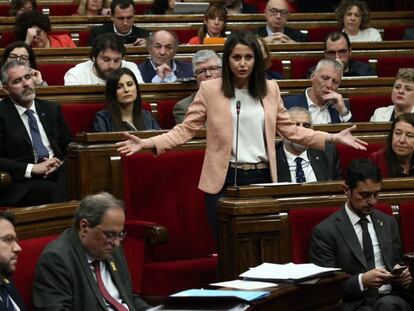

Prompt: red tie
xmin=92 ymin=261 xmax=128 ymax=311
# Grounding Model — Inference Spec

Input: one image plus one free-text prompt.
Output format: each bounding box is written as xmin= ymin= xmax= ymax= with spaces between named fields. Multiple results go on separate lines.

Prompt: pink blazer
xmin=152 ymin=78 xmax=328 ymax=194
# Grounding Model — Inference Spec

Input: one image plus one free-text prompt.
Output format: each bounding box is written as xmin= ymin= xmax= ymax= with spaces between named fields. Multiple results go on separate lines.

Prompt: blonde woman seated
xmin=76 ymin=0 xmax=111 ymax=16
xmin=370 ymin=68 xmax=414 ymax=122
xmin=335 ymin=0 xmax=382 ymax=42
xmin=188 ymin=3 xmax=227 ymax=45
xmin=94 ymin=68 xmax=160 ymax=132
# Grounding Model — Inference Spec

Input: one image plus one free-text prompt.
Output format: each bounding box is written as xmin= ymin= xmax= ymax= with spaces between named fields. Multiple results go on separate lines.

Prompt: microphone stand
xmin=234 ymin=100 xmax=241 ymax=187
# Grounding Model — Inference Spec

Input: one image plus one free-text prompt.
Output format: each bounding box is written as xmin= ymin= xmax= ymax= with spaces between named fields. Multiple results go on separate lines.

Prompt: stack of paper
xmin=240 ymin=262 xmax=340 ymax=283
xmin=170 ymin=289 xmax=270 ymax=302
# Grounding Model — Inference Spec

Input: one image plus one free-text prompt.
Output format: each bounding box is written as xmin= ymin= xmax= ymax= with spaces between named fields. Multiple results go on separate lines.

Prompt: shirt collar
xmin=113 ymin=24 xmax=132 ymax=37
xmin=14 ymin=100 xmax=36 ymax=117
xmin=345 ymin=202 xmax=373 ymax=226
xmin=283 ymin=145 xmax=309 ymax=163
xmin=305 ymin=87 xmax=328 ymax=110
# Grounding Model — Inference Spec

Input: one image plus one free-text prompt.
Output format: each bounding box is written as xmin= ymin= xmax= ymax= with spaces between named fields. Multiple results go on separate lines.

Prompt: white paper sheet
xmin=210 ymin=279 xmax=277 ymax=290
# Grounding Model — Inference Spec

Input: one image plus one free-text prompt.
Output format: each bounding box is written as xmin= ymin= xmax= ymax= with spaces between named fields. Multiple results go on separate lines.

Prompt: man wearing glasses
xmin=306 ymin=31 xmax=376 ymax=78
xmin=173 ymin=50 xmax=222 ymax=124
xmin=256 ymin=0 xmax=308 ymax=44
xmin=0 ymin=211 xmax=25 ymax=310
xmin=33 ymin=192 xmax=150 ymax=311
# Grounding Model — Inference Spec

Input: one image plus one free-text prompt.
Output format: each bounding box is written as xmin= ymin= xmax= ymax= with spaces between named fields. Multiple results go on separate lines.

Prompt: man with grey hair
xmin=284 ymin=58 xmax=352 ymax=124
xmin=256 ymin=0 xmax=307 ymax=43
xmin=33 ymin=192 xmax=150 ymax=311
xmin=276 ymin=106 xmax=342 ymax=183
xmin=138 ymin=30 xmax=193 ymax=83
xmin=0 ymin=60 xmax=71 ymax=206
xmin=173 ymin=49 xmax=222 ymax=124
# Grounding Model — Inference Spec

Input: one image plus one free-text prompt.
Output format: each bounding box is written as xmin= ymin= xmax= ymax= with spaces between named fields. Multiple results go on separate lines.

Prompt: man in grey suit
xmin=33 ymin=192 xmax=150 ymax=311
xmin=276 ymin=107 xmax=341 ymax=182
xmin=173 ymin=50 xmax=222 ymax=124
xmin=309 ymin=159 xmax=412 ymax=311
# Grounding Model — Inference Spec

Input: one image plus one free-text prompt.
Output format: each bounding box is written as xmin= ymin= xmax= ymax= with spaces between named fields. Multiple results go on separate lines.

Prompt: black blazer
xmin=0 ymin=281 xmax=26 ymax=311
xmin=137 ymin=58 xmax=193 ymax=83
xmin=283 ymin=92 xmax=352 ymax=124
xmin=88 ymin=23 xmax=150 ymax=46
xmin=276 ymin=142 xmax=341 ymax=182
xmin=0 ymin=98 xmax=71 ymax=203
xmin=93 ymin=109 xmax=160 ymax=132
xmin=256 ymin=26 xmax=308 ymax=42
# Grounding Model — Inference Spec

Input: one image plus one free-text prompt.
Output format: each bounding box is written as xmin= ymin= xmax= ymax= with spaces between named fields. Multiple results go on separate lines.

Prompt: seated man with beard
xmin=64 ymin=33 xmax=144 ymax=85
xmin=276 ymin=106 xmax=342 ymax=183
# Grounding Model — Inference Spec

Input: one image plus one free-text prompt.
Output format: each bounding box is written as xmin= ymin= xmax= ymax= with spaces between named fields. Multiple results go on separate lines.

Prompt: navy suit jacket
xmin=276 ymin=142 xmax=341 ymax=182
xmin=0 ymin=281 xmax=26 ymax=311
xmin=88 ymin=23 xmax=150 ymax=46
xmin=256 ymin=26 xmax=308 ymax=42
xmin=0 ymin=98 xmax=71 ymax=205
xmin=138 ymin=59 xmax=193 ymax=83
xmin=282 ymin=92 xmax=352 ymax=124
xmin=309 ymin=208 xmax=407 ymax=310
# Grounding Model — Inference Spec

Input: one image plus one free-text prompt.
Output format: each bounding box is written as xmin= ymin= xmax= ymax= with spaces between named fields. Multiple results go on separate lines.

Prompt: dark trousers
xmin=205 ymin=166 xmax=271 ymax=239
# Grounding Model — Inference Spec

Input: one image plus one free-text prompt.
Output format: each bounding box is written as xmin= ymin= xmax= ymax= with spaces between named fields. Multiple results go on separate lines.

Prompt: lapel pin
xmin=377 ymin=220 xmax=383 ymax=226
xmin=110 ymin=261 xmax=117 ymax=271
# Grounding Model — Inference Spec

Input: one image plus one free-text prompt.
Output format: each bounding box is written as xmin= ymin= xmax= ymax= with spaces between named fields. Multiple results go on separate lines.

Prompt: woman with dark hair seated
xmin=369 ymin=113 xmax=414 ymax=177
xmin=14 ymin=11 xmax=76 ymax=48
xmin=9 ymin=0 xmax=37 ymax=16
xmin=1 ymin=41 xmax=46 ymax=86
xmin=94 ymin=67 xmax=160 ymax=132
xmin=188 ymin=3 xmax=227 ymax=45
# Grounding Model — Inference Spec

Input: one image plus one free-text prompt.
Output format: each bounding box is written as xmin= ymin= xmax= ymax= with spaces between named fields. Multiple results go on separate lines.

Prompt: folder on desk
xmin=240 ymin=262 xmax=340 ymax=283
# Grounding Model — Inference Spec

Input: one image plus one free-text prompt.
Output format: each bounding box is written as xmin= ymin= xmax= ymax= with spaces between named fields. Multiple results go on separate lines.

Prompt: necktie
xmin=92 ymin=261 xmax=128 ymax=311
xmin=25 ymin=109 xmax=49 ymax=163
xmin=0 ymin=285 xmax=14 ymax=311
xmin=295 ymin=157 xmax=306 ymax=183
xmin=359 ymin=218 xmax=375 ymax=270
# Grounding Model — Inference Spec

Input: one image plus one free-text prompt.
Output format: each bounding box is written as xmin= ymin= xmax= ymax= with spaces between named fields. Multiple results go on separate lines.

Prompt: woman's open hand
xmin=116 ymin=132 xmax=155 ymax=156
xmin=332 ymin=125 xmax=368 ymax=150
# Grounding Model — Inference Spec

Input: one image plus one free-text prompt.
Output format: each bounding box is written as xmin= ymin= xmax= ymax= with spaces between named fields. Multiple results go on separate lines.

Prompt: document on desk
xmin=170 ymin=289 xmax=270 ymax=301
xmin=210 ymin=279 xmax=277 ymax=290
xmin=240 ymin=262 xmax=340 ymax=283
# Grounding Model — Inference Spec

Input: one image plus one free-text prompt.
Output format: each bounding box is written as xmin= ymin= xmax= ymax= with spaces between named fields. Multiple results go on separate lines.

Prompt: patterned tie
xmin=359 ymin=217 xmax=375 ymax=270
xmin=92 ymin=261 xmax=128 ymax=311
xmin=25 ymin=109 xmax=49 ymax=163
xmin=0 ymin=284 xmax=14 ymax=311
xmin=295 ymin=157 xmax=306 ymax=183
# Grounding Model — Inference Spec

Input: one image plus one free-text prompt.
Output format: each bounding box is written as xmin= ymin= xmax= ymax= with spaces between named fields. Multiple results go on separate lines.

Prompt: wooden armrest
xmin=125 ymin=220 xmax=168 ymax=246
xmin=0 ymin=171 xmax=12 ymax=189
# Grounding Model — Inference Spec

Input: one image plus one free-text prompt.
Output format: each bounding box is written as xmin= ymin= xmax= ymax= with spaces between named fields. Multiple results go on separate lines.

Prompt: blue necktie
xmin=0 ymin=285 xmax=14 ymax=311
xmin=295 ymin=157 xmax=306 ymax=183
xmin=25 ymin=109 xmax=49 ymax=163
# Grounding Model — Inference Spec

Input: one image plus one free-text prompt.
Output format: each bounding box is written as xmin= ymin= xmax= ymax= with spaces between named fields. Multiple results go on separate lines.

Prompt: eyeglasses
xmin=0 ymin=235 xmax=19 ymax=245
xmin=8 ymin=54 xmax=30 ymax=62
xmin=194 ymin=66 xmax=221 ymax=77
xmin=95 ymin=227 xmax=127 ymax=242
xmin=267 ymin=8 xmax=289 ymax=17
xmin=324 ymin=49 xmax=349 ymax=58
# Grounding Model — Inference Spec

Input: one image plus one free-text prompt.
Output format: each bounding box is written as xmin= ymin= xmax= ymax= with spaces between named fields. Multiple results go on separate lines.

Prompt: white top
xmin=230 ymin=88 xmax=267 ymax=163
xmin=64 ymin=60 xmax=144 ymax=85
xmin=370 ymin=105 xmax=414 ymax=122
xmin=305 ymin=88 xmax=352 ymax=124
xmin=283 ymin=146 xmax=317 ymax=183
xmin=346 ymin=28 xmax=382 ymax=42
xmin=345 ymin=203 xmax=390 ymax=294
xmin=14 ymin=101 xmax=53 ymax=178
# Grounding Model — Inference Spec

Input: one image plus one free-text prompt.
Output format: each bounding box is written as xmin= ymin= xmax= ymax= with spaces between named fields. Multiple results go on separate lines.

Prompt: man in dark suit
xmin=309 ymin=159 xmax=412 ymax=311
xmin=276 ymin=107 xmax=341 ymax=182
xmin=256 ymin=0 xmax=307 ymax=43
xmin=306 ymin=31 xmax=376 ymax=78
xmin=33 ymin=192 xmax=150 ymax=311
xmin=0 ymin=211 xmax=25 ymax=311
xmin=138 ymin=30 xmax=193 ymax=83
xmin=0 ymin=60 xmax=71 ymax=207
xmin=284 ymin=58 xmax=352 ymax=124
xmin=224 ymin=0 xmax=257 ymax=14
xmin=88 ymin=0 xmax=149 ymax=46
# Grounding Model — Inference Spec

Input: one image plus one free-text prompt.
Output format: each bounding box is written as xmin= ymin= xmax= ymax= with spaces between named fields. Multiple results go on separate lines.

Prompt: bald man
xmin=256 ymin=0 xmax=308 ymax=43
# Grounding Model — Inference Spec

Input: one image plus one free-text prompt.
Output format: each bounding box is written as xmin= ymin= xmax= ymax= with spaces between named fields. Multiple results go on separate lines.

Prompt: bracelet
xmin=330 ymin=134 xmax=334 ymax=144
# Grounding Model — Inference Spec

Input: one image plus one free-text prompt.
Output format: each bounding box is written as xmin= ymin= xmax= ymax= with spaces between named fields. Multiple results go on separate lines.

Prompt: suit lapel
xmin=5 ymin=98 xmax=32 ymax=147
xmin=105 ymin=258 xmax=134 ymax=309
xmin=371 ymin=212 xmax=392 ymax=270
xmin=308 ymin=150 xmax=327 ymax=181
xmin=276 ymin=144 xmax=292 ymax=182
xmin=336 ymin=208 xmax=367 ymax=268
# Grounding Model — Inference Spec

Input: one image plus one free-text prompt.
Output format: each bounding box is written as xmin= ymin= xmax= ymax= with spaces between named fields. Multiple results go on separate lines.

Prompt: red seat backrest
xmin=383 ymin=25 xmax=414 ymax=40
xmin=290 ymin=57 xmax=319 ymax=79
xmin=307 ymin=26 xmax=340 ymax=42
xmin=336 ymin=143 xmax=384 ymax=179
xmin=157 ymin=99 xmax=178 ymax=129
xmin=122 ymin=150 xmax=216 ymax=261
xmin=61 ymin=103 xmax=104 ymax=135
xmin=377 ymin=56 xmax=414 ymax=77
xmin=14 ymin=235 xmax=57 ymax=311
xmin=270 ymin=58 xmax=284 ymax=74
xmin=0 ymin=31 xmax=16 ymax=48
xmin=78 ymin=31 xmax=91 ymax=47
xmin=135 ymin=3 xmax=152 ymax=14
xmin=398 ymin=202 xmax=414 ymax=253
xmin=37 ymin=63 xmax=76 ymax=85
xmin=47 ymin=3 xmax=78 ymax=15
xmin=0 ymin=4 xmax=10 ymax=16
xmin=349 ymin=95 xmax=391 ymax=122
xmin=174 ymin=29 xmax=198 ymax=44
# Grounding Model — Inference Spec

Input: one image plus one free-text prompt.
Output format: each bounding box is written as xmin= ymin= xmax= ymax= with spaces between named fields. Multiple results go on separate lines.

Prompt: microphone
xmin=234 ymin=100 xmax=241 ymax=187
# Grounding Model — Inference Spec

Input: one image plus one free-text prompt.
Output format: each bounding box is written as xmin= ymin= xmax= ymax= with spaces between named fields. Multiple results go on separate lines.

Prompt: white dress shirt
xmin=283 ymin=147 xmax=317 ymax=183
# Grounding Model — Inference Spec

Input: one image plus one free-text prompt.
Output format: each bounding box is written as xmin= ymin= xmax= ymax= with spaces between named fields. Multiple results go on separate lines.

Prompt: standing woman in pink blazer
xmin=117 ymin=31 xmax=366 ymax=237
